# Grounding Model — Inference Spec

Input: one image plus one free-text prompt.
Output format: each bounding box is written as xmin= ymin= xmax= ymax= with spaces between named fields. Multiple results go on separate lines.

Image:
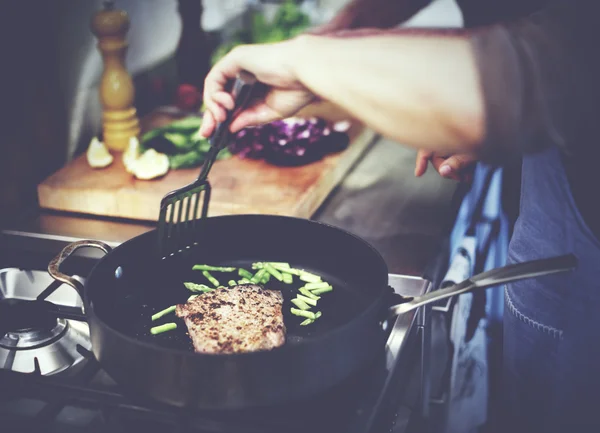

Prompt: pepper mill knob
xmin=91 ymin=1 xmax=140 ymax=152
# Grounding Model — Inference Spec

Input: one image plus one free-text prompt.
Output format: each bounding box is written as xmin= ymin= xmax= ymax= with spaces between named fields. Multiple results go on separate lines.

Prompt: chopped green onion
xmin=238 ymin=268 xmax=254 ymax=279
xmin=188 ymin=294 xmax=199 ymax=301
xmin=299 ymin=272 xmax=322 ymax=283
xmin=251 ymin=269 xmax=266 ymax=284
xmin=238 ymin=278 xmax=251 ymax=284
xmin=282 ymin=273 xmax=293 ymax=284
xmin=264 ymin=263 xmax=284 ymax=281
xmin=298 ymin=287 xmax=320 ymax=300
xmin=305 ymin=281 xmax=329 ymax=290
xmin=300 ymin=318 xmax=314 ymax=326
xmin=150 ymin=322 xmax=177 ymax=335
xmin=296 ymin=294 xmax=317 ymax=306
xmin=184 ymin=282 xmax=214 ymax=292
xmin=192 ymin=265 xmax=236 ymax=272
xmin=312 ymin=286 xmax=333 ymax=295
xmin=202 ymin=270 xmax=220 ymax=287
xmin=290 ymin=308 xmax=316 ymax=320
xmin=228 ymin=280 xmax=237 ymax=286
xmin=151 ymin=305 xmax=176 ymax=321
xmin=291 ymin=298 xmax=311 ymax=310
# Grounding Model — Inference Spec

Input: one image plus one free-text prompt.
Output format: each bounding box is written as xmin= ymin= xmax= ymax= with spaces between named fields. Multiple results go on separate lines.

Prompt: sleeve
xmin=467 ymin=0 xmax=599 ymax=161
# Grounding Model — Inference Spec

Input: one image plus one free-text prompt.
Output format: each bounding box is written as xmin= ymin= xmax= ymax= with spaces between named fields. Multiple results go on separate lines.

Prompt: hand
xmin=199 ymin=41 xmax=316 ymax=138
xmin=414 ymin=150 xmax=478 ymax=182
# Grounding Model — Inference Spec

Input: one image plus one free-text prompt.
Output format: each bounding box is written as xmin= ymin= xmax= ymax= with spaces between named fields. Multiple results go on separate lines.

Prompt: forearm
xmin=291 ymin=32 xmax=485 ymax=155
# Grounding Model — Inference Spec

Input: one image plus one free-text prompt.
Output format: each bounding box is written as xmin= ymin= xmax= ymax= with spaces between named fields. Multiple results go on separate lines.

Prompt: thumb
xmin=438 ymin=154 xmax=478 ymax=180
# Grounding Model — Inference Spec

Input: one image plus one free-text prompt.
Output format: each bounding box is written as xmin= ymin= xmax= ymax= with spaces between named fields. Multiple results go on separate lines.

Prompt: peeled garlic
xmin=123 ymin=135 xmax=140 ymax=173
xmin=86 ymin=137 xmax=113 ymax=168
xmin=132 ymin=148 xmax=170 ymax=180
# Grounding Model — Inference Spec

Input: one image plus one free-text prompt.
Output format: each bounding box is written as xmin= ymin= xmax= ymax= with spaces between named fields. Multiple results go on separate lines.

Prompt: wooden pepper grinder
xmin=91 ymin=0 xmax=140 ymax=152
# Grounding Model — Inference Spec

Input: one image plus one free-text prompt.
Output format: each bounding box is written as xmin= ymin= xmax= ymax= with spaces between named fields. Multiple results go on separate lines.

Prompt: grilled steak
xmin=175 ymin=284 xmax=286 ymax=354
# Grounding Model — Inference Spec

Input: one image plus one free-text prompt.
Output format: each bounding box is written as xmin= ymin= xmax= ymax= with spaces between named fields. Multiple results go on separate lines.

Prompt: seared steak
xmin=175 ymin=284 xmax=286 ymax=354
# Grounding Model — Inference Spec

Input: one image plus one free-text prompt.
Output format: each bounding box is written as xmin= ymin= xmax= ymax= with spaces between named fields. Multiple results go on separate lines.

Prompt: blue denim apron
xmin=503 ymin=146 xmax=600 ymax=433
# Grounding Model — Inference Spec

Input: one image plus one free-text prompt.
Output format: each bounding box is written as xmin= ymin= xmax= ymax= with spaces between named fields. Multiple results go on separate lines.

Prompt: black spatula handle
xmin=209 ymin=70 xmax=257 ymax=151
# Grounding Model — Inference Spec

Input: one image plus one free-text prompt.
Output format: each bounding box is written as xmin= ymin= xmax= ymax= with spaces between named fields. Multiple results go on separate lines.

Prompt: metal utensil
xmin=157 ymin=71 xmax=257 ymax=257
xmin=388 ymin=253 xmax=577 ymax=317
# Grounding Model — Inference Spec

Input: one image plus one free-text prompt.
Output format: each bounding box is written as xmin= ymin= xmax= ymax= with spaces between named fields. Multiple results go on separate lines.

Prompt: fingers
xmin=198 ymin=109 xmax=216 ymax=138
xmin=414 ymin=150 xmax=433 ymax=177
xmin=436 ymin=154 xmax=478 ymax=181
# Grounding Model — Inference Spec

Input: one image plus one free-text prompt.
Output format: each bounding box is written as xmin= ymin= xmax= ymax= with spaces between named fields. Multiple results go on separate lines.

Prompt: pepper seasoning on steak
xmin=175 ymin=284 xmax=286 ymax=354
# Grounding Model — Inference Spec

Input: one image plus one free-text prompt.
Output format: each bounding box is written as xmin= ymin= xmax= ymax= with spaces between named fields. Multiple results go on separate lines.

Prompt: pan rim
xmin=84 ymin=214 xmax=390 ymax=359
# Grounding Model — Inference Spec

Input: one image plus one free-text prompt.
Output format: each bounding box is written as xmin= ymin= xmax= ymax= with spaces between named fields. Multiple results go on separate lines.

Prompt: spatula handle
xmin=197 ymin=71 xmax=257 ymax=182
xmin=210 ymin=70 xmax=257 ymax=151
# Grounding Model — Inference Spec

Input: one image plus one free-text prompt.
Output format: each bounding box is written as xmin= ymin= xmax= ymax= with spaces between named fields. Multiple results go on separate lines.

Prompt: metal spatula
xmin=158 ymin=71 xmax=257 ymax=257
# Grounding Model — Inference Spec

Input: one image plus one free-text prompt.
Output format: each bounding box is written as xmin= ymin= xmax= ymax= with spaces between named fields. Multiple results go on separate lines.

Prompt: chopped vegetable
xmin=291 ymin=298 xmax=311 ymax=310
xmin=300 ymin=318 xmax=314 ymax=326
xmin=282 ymin=273 xmax=293 ymax=284
xmin=312 ymin=286 xmax=333 ymax=295
xmin=188 ymin=294 xmax=199 ymax=301
xmin=315 ymin=311 xmax=322 ymax=319
xmin=229 ymin=117 xmax=350 ymax=167
xmin=298 ymin=287 xmax=320 ymax=300
xmin=305 ymin=281 xmax=330 ymax=290
xmin=151 ymin=305 xmax=176 ymax=321
xmin=263 ymin=263 xmax=284 ymax=281
xmin=123 ymin=136 xmax=141 ymax=173
xmin=290 ymin=308 xmax=317 ymax=320
xmin=238 ymin=268 xmax=254 ymax=279
xmin=184 ymin=282 xmax=214 ymax=292
xmin=238 ymin=278 xmax=251 ymax=284
xmin=228 ymin=280 xmax=237 ymax=286
xmin=202 ymin=270 xmax=220 ymax=287
xmin=299 ymin=271 xmax=322 ymax=283
xmin=150 ymin=322 xmax=177 ymax=335
xmin=250 ymin=269 xmax=267 ymax=284
xmin=261 ymin=272 xmax=271 ymax=284
xmin=296 ymin=294 xmax=317 ymax=307
xmin=193 ymin=265 xmax=237 ymax=272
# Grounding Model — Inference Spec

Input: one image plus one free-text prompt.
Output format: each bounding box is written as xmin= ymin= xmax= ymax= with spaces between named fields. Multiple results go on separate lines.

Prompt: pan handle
xmin=48 ymin=240 xmax=113 ymax=302
xmin=387 ymin=254 xmax=578 ymax=319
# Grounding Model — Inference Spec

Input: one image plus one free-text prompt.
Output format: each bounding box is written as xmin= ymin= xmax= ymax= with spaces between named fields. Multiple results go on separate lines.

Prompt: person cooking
xmin=198 ymin=0 xmax=600 ymax=432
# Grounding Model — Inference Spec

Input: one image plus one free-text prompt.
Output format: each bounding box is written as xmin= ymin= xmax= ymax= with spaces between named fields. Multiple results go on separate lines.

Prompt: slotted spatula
xmin=158 ymin=71 xmax=257 ymax=257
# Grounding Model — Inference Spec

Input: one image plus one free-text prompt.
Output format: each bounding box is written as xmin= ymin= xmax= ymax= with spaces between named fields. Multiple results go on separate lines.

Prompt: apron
xmin=503 ymin=146 xmax=600 ymax=433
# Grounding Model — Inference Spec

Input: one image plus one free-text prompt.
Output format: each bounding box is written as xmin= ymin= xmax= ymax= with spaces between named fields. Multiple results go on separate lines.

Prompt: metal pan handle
xmin=387 ymin=254 xmax=578 ymax=319
xmin=48 ymin=240 xmax=113 ymax=304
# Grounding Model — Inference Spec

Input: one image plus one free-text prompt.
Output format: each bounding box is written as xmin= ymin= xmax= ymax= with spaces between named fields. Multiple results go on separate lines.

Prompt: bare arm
xmin=291 ymin=32 xmax=485 ymax=155
xmin=201 ymin=1 xmax=596 ymax=161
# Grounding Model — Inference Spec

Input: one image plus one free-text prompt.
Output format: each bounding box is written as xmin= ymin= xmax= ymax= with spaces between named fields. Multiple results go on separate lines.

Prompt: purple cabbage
xmin=228 ymin=117 xmax=351 ymax=166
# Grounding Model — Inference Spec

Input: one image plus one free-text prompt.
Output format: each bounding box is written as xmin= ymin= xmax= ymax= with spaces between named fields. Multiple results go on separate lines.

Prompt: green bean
xmin=296 ymin=294 xmax=317 ymax=306
xmin=305 ymin=281 xmax=329 ymax=290
xmin=300 ymin=318 xmax=314 ymax=326
xmin=238 ymin=268 xmax=254 ymax=279
xmin=299 ymin=272 xmax=322 ymax=283
xmin=290 ymin=308 xmax=316 ymax=320
xmin=263 ymin=263 xmax=283 ymax=281
xmin=151 ymin=305 xmax=176 ymax=321
xmin=150 ymin=322 xmax=177 ymax=335
xmin=184 ymin=282 xmax=213 ymax=292
xmin=291 ymin=298 xmax=311 ymax=310
xmin=202 ymin=270 xmax=220 ymax=287
xmin=312 ymin=286 xmax=333 ymax=295
xmin=192 ymin=265 xmax=236 ymax=272
xmin=282 ymin=273 xmax=293 ymax=284
xmin=298 ymin=287 xmax=320 ymax=300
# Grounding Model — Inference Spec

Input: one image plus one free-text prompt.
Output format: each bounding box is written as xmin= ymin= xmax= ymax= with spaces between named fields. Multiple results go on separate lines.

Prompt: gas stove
xmin=0 ymin=247 xmax=431 ymax=433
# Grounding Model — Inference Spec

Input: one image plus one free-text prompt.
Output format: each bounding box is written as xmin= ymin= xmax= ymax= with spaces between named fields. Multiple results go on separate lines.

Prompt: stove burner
xmin=0 ymin=268 xmax=92 ymax=376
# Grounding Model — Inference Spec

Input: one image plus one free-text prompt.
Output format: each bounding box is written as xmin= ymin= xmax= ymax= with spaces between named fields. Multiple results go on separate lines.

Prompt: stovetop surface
xmin=0 ymin=255 xmax=428 ymax=433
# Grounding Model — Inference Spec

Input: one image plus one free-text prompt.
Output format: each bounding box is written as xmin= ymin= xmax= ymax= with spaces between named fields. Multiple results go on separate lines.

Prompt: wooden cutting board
xmin=37 ymin=102 xmax=377 ymax=221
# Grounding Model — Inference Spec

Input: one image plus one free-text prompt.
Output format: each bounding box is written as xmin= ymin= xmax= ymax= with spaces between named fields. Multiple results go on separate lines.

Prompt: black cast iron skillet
xmin=44 ymin=214 xmax=577 ymax=410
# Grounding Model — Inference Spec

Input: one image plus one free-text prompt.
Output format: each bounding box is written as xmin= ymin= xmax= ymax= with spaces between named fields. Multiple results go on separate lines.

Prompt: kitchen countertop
xmin=1 ymin=136 xmax=460 ymax=278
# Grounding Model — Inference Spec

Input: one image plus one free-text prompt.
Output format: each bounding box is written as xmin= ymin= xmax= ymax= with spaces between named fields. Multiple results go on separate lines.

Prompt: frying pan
xmin=46 ymin=214 xmax=577 ymax=410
